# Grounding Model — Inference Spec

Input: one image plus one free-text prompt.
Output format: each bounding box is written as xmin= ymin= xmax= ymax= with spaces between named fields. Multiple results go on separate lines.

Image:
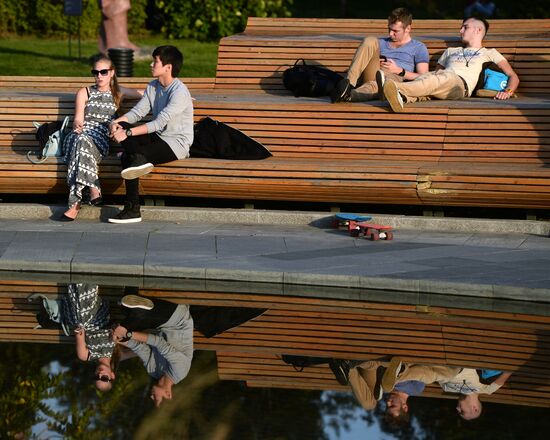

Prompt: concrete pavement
xmin=0 ymin=204 xmax=549 ymax=304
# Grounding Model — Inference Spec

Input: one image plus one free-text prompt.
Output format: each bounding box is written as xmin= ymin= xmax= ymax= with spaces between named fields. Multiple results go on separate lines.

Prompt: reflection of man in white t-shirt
xmin=383 ymin=17 xmax=520 ymax=112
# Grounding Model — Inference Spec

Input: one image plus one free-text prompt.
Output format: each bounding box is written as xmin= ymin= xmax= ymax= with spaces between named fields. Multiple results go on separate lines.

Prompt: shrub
xmin=154 ymin=0 xmax=292 ymax=41
xmin=0 ymin=0 xmax=148 ymax=39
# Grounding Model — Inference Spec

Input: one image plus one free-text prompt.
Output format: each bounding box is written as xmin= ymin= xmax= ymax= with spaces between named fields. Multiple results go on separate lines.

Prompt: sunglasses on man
xmin=91 ymin=69 xmax=112 ymax=77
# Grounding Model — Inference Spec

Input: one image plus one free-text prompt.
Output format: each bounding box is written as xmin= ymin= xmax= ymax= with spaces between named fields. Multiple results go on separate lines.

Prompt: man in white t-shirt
xmin=383 ymin=17 xmax=520 ymax=112
xmin=381 ymin=357 xmax=513 ymax=421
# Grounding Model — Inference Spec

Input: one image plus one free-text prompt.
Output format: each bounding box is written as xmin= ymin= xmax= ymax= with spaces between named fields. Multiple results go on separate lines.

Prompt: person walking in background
xmin=61 ymin=54 xmax=142 ymax=221
xmin=464 ymin=1 xmax=497 ymax=18
xmin=98 ymin=0 xmax=140 ymax=54
xmin=108 ymin=45 xmax=194 ymax=224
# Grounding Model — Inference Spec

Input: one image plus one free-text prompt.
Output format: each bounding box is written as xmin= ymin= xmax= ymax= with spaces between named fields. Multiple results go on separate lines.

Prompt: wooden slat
xmin=217 ymin=352 xmax=550 ymax=407
xmin=1 ymin=19 xmax=550 ymax=209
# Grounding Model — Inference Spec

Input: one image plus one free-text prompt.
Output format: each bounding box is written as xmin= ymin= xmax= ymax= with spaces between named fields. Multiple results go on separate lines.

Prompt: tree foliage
xmin=0 ymin=0 xmax=291 ymax=42
xmin=153 ymin=0 xmax=292 ymax=41
xmin=0 ymin=0 xmax=148 ymax=39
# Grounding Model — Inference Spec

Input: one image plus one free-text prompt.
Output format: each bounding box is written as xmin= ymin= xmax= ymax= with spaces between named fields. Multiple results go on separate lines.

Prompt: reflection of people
xmin=332 ymin=357 xmax=512 ymax=422
xmin=331 ymin=8 xmax=429 ymax=102
xmin=61 ymin=55 xmax=142 ymax=221
xmin=439 ymin=368 xmax=512 ymax=420
xmin=108 ymin=46 xmax=194 ymax=224
xmin=329 ymin=359 xmax=400 ymax=410
xmin=330 ymin=357 xmax=424 ymax=427
xmin=383 ymin=17 xmax=520 ymax=112
xmin=381 ymin=357 xmax=513 ymax=420
xmin=111 ymin=295 xmax=194 ymax=407
xmin=98 ymin=0 xmax=139 ymax=54
xmin=60 ymin=284 xmax=117 ymax=392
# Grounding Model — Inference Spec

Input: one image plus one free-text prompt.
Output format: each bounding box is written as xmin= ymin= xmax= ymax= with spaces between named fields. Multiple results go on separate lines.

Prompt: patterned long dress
xmin=63 ymin=86 xmax=117 ymax=207
xmin=61 ymin=283 xmax=115 ymax=361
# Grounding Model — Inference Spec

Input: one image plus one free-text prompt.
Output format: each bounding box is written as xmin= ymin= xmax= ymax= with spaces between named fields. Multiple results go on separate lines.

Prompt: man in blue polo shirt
xmin=331 ymin=7 xmax=429 ymax=103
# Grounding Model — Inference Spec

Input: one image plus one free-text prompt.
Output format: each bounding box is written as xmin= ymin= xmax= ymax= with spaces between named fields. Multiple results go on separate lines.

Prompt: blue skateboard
xmin=332 ymin=213 xmax=372 ymax=230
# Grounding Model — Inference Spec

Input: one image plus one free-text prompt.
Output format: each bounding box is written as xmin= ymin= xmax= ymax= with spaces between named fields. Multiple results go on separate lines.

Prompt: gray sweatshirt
xmin=123 ymin=78 xmax=194 ymax=159
xmin=126 ymin=304 xmax=194 ymax=384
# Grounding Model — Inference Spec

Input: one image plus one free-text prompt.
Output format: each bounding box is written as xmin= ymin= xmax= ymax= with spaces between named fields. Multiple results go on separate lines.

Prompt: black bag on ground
xmin=190 ymin=116 xmax=272 ymax=160
xmin=283 ymin=59 xmax=343 ymax=97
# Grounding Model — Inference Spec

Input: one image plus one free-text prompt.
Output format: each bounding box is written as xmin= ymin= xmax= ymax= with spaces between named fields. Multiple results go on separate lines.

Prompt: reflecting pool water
xmin=1 ymin=273 xmax=550 ymax=439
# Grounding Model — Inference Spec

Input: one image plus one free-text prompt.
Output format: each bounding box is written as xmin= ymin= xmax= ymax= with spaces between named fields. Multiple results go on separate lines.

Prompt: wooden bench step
xmin=216 ymin=352 xmax=550 ymax=407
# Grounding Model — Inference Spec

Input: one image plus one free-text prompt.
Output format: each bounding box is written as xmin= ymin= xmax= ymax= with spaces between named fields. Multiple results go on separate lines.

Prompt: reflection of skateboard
xmin=332 ymin=213 xmax=372 ymax=230
xmin=352 ymin=222 xmax=394 ymax=241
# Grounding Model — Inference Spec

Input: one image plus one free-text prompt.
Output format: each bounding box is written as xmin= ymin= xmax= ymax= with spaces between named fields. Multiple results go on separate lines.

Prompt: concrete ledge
xmin=2 ymin=269 xmax=550 ymax=315
xmin=0 ymin=203 xmax=548 ymax=235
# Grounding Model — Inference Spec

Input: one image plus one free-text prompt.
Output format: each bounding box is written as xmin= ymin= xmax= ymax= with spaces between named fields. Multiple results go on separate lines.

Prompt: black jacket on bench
xmin=190 ymin=116 xmax=272 ymax=160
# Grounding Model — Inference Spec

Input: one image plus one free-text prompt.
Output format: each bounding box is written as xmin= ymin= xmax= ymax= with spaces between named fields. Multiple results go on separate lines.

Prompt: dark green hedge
xmin=0 ymin=0 xmax=292 ymax=41
xmin=154 ymin=0 xmax=291 ymax=41
xmin=0 ymin=0 xmax=148 ymax=38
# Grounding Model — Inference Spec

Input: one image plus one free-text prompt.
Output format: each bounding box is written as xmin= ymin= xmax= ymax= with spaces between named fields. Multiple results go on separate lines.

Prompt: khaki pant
xmin=348 ymin=360 xmax=387 ymax=410
xmin=349 ymin=360 xmax=461 ymax=410
xmin=381 ymin=362 xmax=462 ymax=393
xmin=393 ymin=364 xmax=461 ymax=386
xmin=346 ymin=37 xmax=403 ymax=99
xmin=395 ymin=70 xmax=467 ymax=103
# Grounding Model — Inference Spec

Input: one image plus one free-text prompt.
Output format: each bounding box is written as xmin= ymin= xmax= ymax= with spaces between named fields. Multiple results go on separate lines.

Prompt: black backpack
xmin=283 ymin=59 xmax=343 ymax=97
xmin=281 ymin=354 xmax=331 ymax=372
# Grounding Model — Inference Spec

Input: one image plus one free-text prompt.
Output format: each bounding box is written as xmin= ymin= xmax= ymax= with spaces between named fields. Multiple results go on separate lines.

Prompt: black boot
xmin=108 ymin=201 xmax=142 ymax=224
xmin=330 ymin=78 xmax=352 ymax=103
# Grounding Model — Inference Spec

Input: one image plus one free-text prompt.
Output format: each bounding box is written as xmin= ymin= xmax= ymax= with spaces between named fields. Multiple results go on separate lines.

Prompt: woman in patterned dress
xmin=62 ymin=55 xmax=142 ymax=220
xmin=62 ymin=283 xmax=119 ymax=392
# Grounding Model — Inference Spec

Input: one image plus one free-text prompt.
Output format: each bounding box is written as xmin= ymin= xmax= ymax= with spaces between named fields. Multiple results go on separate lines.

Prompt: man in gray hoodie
xmin=112 ymin=295 xmax=194 ymax=407
xmin=109 ymin=45 xmax=194 ymax=223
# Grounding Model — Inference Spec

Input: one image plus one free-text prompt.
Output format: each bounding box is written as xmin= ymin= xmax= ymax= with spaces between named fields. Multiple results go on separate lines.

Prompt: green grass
xmin=0 ymin=36 xmax=219 ymax=77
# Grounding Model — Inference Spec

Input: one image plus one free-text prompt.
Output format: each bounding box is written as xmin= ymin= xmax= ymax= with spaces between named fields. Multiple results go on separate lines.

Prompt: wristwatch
xmin=125 ymin=128 xmax=133 ymax=137
xmin=398 ymin=68 xmax=406 ymax=77
xmin=120 ymin=330 xmax=133 ymax=342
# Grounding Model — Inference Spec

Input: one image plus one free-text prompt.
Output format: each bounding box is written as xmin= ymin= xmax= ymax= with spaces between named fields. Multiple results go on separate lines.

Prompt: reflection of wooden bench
xmin=2 ymin=279 xmax=550 ymax=406
xmin=216 ymin=353 xmax=550 ymax=408
xmin=3 ymin=280 xmax=550 ymax=369
xmin=1 ymin=18 xmax=550 ymax=210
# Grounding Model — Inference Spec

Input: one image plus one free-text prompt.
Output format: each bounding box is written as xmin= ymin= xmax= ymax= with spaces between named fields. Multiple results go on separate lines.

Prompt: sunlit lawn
xmin=0 ymin=35 xmax=219 ymax=77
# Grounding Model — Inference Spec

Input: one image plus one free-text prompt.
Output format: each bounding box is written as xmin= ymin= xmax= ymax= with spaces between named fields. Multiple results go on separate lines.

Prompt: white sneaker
xmin=121 ymin=295 xmax=154 ymax=310
xmin=383 ymin=80 xmax=405 ymax=113
xmin=121 ymin=162 xmax=154 ymax=180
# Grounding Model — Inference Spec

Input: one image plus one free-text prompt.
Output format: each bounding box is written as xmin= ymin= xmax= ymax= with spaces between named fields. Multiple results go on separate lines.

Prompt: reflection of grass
xmin=0 ymin=36 xmax=218 ymax=77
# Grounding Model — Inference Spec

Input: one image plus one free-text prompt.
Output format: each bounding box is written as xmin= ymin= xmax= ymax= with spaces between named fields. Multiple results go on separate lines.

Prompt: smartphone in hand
xmin=380 ymin=55 xmax=387 ymax=62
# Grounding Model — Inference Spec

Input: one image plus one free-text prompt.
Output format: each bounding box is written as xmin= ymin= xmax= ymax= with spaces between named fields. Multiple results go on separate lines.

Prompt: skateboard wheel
xmin=379 ymin=232 xmax=387 ymax=239
xmin=385 ymin=231 xmax=394 ymax=240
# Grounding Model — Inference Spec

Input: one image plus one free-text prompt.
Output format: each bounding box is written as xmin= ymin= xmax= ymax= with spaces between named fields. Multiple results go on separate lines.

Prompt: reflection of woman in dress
xmin=62 ymin=55 xmax=142 ymax=221
xmin=61 ymin=283 xmax=119 ymax=392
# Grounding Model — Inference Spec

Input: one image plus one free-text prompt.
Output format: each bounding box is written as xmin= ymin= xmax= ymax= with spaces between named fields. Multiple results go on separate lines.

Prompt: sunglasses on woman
xmin=91 ymin=68 xmax=112 ymax=77
xmin=95 ymin=374 xmax=114 ymax=383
